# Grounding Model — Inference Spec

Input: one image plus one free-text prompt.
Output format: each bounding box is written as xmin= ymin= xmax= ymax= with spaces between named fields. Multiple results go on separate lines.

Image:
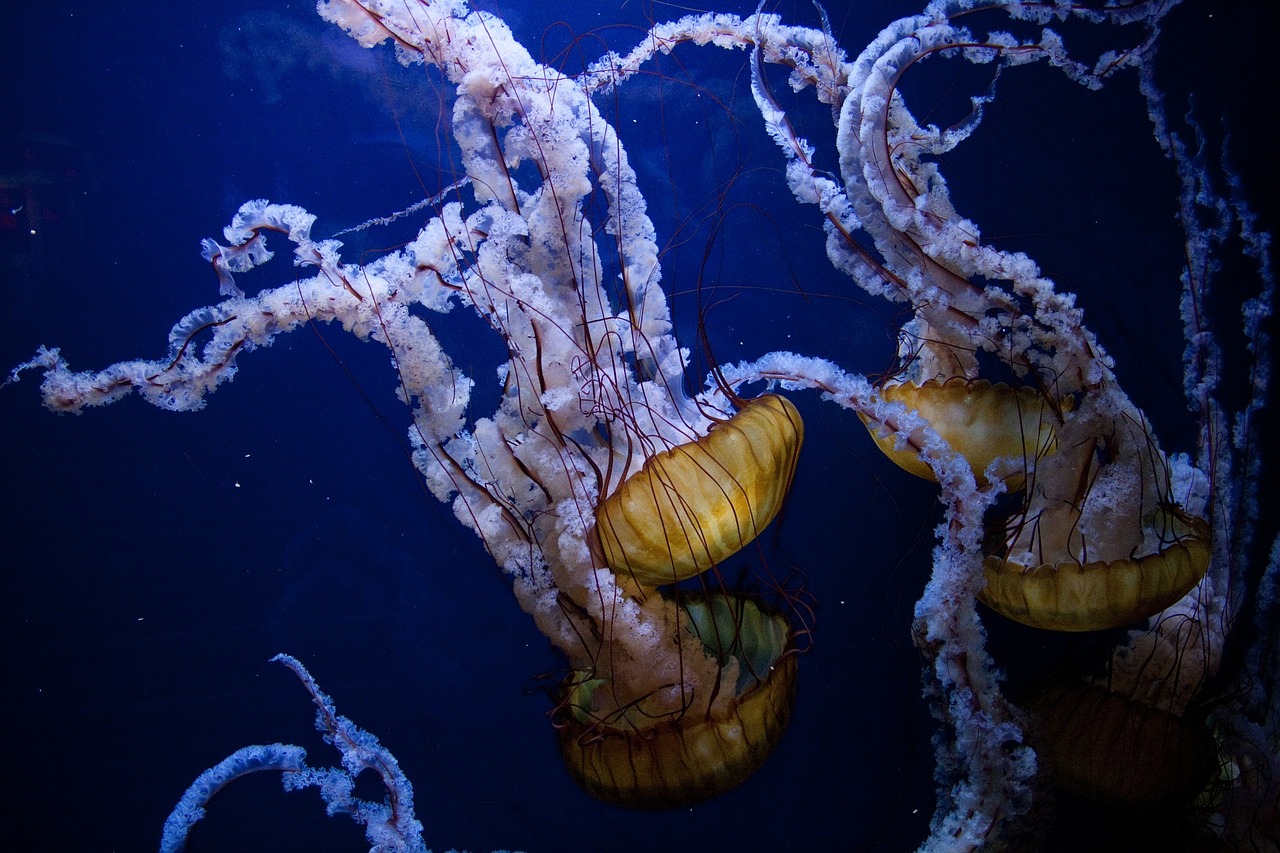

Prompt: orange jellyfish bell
xmin=859 ymin=378 xmax=1062 ymax=489
xmin=1025 ymin=676 xmax=1217 ymax=811
xmin=980 ymin=500 xmax=1211 ymax=633
xmin=594 ymin=394 xmax=803 ymax=587
xmin=556 ymin=592 xmax=797 ymax=809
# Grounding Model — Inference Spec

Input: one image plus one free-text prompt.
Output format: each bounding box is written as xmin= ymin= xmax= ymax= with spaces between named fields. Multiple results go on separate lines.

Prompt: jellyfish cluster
xmin=8 ymin=0 xmax=1275 ymax=850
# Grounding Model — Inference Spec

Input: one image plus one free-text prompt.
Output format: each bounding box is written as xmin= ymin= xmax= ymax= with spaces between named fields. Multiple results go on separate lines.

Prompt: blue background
xmin=2 ymin=2 xmax=1275 ymax=851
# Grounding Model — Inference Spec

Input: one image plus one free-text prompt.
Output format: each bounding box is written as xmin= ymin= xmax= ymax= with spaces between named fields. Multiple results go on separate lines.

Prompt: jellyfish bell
xmin=856 ymin=312 xmax=1067 ymax=489
xmin=1017 ymin=671 xmax=1230 ymax=851
xmin=1011 ymin=573 xmax=1240 ymax=847
xmin=981 ymin=509 xmax=1211 ymax=632
xmin=1025 ymin=675 xmax=1217 ymax=812
xmin=594 ymin=393 xmax=804 ymax=588
xmin=977 ymin=390 xmax=1212 ymax=632
xmin=860 ymin=377 xmax=1062 ymax=490
xmin=556 ymin=591 xmax=798 ymax=809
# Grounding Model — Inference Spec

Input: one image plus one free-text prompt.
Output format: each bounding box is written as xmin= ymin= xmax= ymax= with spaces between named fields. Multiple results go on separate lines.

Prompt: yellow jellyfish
xmin=557 ymin=593 xmax=797 ymax=808
xmin=1026 ymin=676 xmax=1217 ymax=810
xmin=559 ymin=393 xmax=804 ymax=808
xmin=980 ymin=508 xmax=1211 ymax=632
xmin=594 ymin=394 xmax=804 ymax=587
xmin=861 ymin=354 xmax=1210 ymax=633
xmin=860 ymin=378 xmax=1063 ymax=489
xmin=976 ymin=393 xmax=1211 ymax=632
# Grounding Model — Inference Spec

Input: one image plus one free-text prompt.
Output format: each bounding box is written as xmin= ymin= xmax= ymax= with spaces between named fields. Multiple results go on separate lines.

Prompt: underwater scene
xmin=2 ymin=1 xmax=1276 ymax=851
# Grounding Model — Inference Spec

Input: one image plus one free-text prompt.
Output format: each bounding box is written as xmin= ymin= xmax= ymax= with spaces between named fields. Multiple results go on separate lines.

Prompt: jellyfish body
xmin=860 ymin=379 xmax=1061 ymax=489
xmin=556 ymin=394 xmax=805 ymax=807
xmin=557 ymin=593 xmax=797 ymax=809
xmin=1026 ymin=677 xmax=1217 ymax=810
xmin=975 ymin=387 xmax=1212 ymax=633
xmin=595 ymin=394 xmax=804 ymax=587
xmin=855 ymin=373 xmax=1211 ymax=631
xmin=980 ymin=511 xmax=1211 ymax=632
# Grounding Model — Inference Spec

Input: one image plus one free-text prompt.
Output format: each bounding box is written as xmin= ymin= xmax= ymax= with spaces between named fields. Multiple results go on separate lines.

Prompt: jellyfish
xmin=594 ymin=0 xmax=1274 ymax=844
xmin=825 ymin=4 xmax=1213 ymax=635
xmin=3 ymin=0 xmax=1275 ymax=851
xmin=11 ymin=0 xmax=814 ymax=815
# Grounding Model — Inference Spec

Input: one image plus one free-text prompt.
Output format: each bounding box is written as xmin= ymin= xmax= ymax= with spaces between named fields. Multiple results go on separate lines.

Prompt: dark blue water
xmin=2 ymin=2 xmax=1275 ymax=851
